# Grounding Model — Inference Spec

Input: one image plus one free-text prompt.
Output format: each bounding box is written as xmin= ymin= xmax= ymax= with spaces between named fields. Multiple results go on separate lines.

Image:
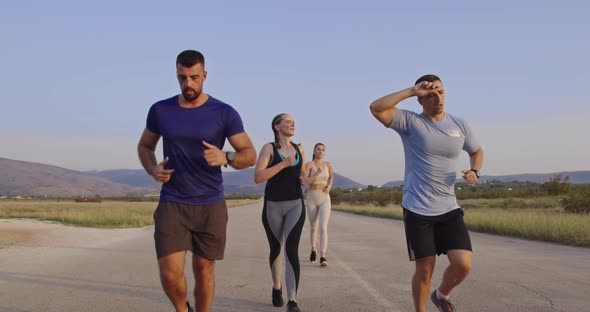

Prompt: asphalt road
xmin=0 ymin=202 xmax=588 ymax=312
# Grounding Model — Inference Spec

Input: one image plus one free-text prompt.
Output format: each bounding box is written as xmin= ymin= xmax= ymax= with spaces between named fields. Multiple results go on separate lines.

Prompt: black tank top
xmin=264 ymin=142 xmax=303 ymax=201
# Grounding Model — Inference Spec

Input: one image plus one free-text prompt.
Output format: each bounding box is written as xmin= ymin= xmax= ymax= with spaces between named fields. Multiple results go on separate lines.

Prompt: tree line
xmin=331 ymin=175 xmax=590 ymax=214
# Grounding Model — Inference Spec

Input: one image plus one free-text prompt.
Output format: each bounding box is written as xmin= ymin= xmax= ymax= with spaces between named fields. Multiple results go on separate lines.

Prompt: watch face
xmin=227 ymin=152 xmax=235 ymax=162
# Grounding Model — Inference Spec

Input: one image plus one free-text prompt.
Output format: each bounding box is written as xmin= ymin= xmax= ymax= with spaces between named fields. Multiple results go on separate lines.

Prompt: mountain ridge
xmin=86 ymin=167 xmax=365 ymax=195
xmin=2 ymin=157 xmax=589 ymax=197
xmin=1 ymin=158 xmax=363 ymax=197
xmin=0 ymin=157 xmax=153 ymax=197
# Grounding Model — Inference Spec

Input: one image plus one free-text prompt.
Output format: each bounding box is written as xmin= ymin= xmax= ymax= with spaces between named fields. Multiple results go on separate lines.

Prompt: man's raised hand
xmin=413 ymin=81 xmax=439 ymax=98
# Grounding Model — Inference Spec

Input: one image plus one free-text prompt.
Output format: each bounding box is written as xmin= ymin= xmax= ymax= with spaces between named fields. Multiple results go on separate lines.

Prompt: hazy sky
xmin=1 ymin=0 xmax=589 ymax=185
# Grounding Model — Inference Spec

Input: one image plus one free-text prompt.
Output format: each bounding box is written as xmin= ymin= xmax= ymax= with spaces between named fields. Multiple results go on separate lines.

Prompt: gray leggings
xmin=262 ymin=198 xmax=306 ymax=301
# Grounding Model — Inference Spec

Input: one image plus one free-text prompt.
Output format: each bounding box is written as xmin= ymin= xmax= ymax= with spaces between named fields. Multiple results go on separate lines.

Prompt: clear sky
xmin=1 ymin=0 xmax=589 ymax=185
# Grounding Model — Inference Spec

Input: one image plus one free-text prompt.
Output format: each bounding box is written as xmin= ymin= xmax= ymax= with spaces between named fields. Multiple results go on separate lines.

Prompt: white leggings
xmin=306 ymin=190 xmax=331 ymax=255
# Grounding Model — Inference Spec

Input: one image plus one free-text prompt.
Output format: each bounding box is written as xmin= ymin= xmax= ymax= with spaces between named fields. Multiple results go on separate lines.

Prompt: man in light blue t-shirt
xmin=370 ymin=74 xmax=484 ymax=312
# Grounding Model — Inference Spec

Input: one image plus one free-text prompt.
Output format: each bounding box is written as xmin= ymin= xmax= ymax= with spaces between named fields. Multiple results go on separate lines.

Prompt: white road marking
xmin=332 ymin=251 xmax=401 ymax=311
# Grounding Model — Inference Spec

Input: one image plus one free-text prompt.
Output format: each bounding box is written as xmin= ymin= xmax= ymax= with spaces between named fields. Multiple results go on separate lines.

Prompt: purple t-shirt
xmin=146 ymin=95 xmax=245 ymax=205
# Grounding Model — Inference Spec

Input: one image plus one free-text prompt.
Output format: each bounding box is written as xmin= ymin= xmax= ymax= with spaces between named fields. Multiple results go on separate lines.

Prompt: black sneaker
xmin=430 ymin=290 xmax=456 ymax=312
xmin=286 ymin=300 xmax=301 ymax=312
xmin=309 ymin=250 xmax=317 ymax=263
xmin=319 ymin=257 xmax=328 ymax=267
xmin=272 ymin=287 xmax=284 ymax=307
xmin=187 ymin=301 xmax=195 ymax=312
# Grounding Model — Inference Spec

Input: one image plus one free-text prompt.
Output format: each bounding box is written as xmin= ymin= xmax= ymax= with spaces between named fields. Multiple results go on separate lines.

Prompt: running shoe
xmin=272 ymin=287 xmax=284 ymax=307
xmin=286 ymin=300 xmax=301 ymax=312
xmin=430 ymin=290 xmax=456 ymax=312
xmin=309 ymin=250 xmax=317 ymax=263
xmin=319 ymin=257 xmax=328 ymax=267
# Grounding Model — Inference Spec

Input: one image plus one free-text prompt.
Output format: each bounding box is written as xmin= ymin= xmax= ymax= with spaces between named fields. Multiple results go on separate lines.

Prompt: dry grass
xmin=0 ymin=199 xmax=260 ymax=228
xmin=465 ymin=208 xmax=590 ymax=247
xmin=333 ymin=201 xmax=590 ymax=247
xmin=459 ymin=196 xmax=561 ymax=209
xmin=333 ymin=203 xmax=404 ymax=220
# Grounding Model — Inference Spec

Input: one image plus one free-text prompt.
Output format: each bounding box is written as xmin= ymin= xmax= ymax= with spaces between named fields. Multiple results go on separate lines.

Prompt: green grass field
xmin=333 ymin=199 xmax=590 ymax=247
xmin=0 ymin=199 xmax=260 ymax=228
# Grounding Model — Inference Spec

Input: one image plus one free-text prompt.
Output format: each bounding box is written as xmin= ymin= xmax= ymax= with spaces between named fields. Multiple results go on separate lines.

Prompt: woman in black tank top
xmin=264 ymin=141 xmax=304 ymax=200
xmin=254 ymin=113 xmax=307 ymax=312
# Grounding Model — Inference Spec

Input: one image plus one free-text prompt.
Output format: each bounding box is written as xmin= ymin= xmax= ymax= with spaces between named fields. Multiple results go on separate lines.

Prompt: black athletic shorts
xmin=403 ymin=207 xmax=472 ymax=261
xmin=153 ymin=200 xmax=228 ymax=260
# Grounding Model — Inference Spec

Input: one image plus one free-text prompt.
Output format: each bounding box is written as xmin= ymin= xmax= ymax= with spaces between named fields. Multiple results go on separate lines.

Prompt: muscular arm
xmin=137 ymin=129 xmax=174 ymax=183
xmin=462 ymin=147 xmax=484 ymax=185
xmin=137 ymin=129 xmax=160 ymax=176
xmin=369 ymin=87 xmax=415 ymax=127
xmin=227 ymin=132 xmax=257 ymax=169
xmin=469 ymin=147 xmax=484 ymax=172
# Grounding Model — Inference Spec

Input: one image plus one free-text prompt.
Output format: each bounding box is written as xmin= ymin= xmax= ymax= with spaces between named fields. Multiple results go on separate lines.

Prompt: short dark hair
xmin=176 ymin=50 xmax=205 ymax=68
xmin=415 ymin=74 xmax=441 ymax=85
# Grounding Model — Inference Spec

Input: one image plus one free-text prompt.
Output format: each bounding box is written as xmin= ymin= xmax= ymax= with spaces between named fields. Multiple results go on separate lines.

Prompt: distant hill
xmin=0 ymin=157 xmax=364 ymax=197
xmin=85 ymin=168 xmax=267 ymax=195
xmin=87 ymin=168 xmax=365 ymax=195
xmin=0 ymin=158 xmax=153 ymax=197
xmin=5 ymin=156 xmax=587 ymax=197
xmin=382 ymin=171 xmax=590 ymax=187
xmin=85 ymin=169 xmax=159 ymax=188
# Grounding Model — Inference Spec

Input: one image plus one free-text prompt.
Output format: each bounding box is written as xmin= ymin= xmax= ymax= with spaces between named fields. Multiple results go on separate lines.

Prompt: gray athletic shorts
xmin=153 ymin=200 xmax=228 ymax=260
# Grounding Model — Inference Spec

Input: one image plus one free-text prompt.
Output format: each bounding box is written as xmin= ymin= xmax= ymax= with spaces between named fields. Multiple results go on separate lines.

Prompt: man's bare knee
xmin=451 ymin=259 xmax=471 ymax=276
xmin=414 ymin=256 xmax=435 ymax=281
xmin=193 ymin=256 xmax=215 ymax=279
xmin=448 ymin=250 xmax=472 ymax=276
xmin=161 ymin=269 xmax=184 ymax=285
xmin=158 ymin=252 xmax=187 ymax=286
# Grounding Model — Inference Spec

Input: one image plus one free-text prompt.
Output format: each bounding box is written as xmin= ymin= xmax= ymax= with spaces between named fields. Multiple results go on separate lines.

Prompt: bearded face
xmin=176 ymin=63 xmax=207 ymax=103
xmin=182 ymin=87 xmax=201 ymax=102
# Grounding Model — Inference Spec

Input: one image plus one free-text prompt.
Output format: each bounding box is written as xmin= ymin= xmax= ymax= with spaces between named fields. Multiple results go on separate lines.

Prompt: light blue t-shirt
xmin=389 ymin=109 xmax=480 ymax=216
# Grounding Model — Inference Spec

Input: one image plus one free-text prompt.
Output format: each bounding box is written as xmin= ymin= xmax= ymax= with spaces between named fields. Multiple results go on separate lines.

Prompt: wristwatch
xmin=470 ymin=169 xmax=480 ymax=178
xmin=224 ymin=151 xmax=235 ymax=168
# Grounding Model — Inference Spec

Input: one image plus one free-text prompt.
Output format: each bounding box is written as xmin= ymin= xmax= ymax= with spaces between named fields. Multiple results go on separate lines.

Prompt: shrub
xmin=561 ymin=188 xmax=590 ymax=214
xmin=542 ymin=174 xmax=571 ymax=195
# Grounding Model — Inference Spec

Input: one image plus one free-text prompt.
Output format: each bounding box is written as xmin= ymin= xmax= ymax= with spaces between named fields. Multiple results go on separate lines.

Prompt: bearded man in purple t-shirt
xmin=138 ymin=50 xmax=256 ymax=312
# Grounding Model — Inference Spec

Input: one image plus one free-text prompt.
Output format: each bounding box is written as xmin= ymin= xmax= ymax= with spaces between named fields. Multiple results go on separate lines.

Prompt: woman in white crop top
xmin=303 ymin=143 xmax=333 ymax=267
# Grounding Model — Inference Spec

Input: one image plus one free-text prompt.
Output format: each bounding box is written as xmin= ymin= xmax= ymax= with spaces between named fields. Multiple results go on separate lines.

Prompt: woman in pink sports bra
xmin=303 ymin=143 xmax=333 ymax=267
